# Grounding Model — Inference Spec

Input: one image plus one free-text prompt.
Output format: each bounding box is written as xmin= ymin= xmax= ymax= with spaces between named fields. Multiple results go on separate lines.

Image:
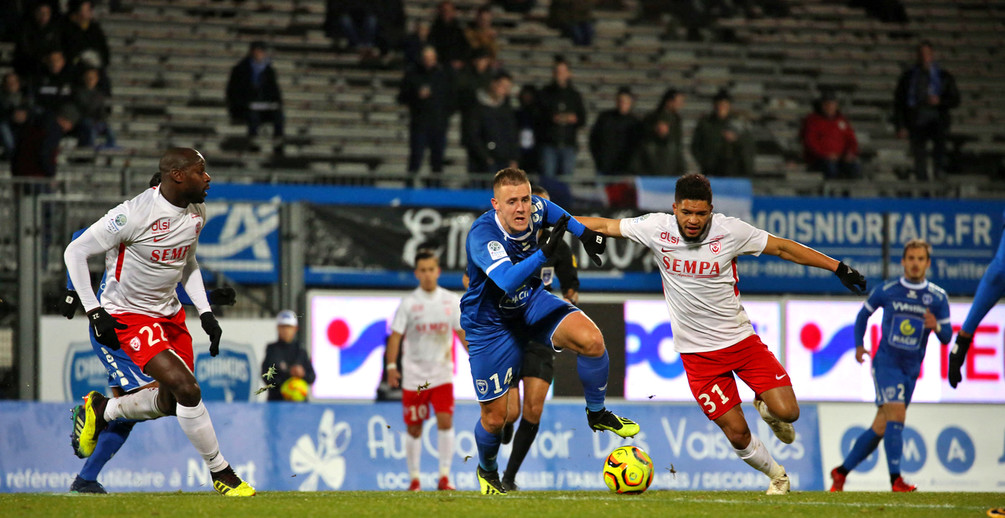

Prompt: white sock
xmin=104 ymin=387 xmax=165 ymax=421
xmin=176 ymin=400 xmax=228 ymax=473
xmin=437 ymin=427 xmax=454 ymax=477
xmin=735 ymin=434 xmax=783 ymax=478
xmin=405 ymin=435 xmax=422 ymax=480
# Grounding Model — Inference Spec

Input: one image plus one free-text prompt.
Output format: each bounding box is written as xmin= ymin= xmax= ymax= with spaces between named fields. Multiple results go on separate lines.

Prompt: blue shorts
xmin=871 ymin=350 xmax=920 ymax=407
xmin=467 ymin=288 xmax=578 ymax=402
xmin=89 ymin=325 xmax=155 ymax=393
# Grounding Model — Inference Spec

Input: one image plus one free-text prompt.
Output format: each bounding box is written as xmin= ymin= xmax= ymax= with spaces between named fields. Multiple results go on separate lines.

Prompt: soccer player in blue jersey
xmin=462 ymin=167 xmax=638 ymax=495
xmin=948 ymin=210 xmax=1005 ymax=388
xmin=60 ymin=172 xmax=236 ymax=493
xmin=829 ymin=239 xmax=952 ymax=492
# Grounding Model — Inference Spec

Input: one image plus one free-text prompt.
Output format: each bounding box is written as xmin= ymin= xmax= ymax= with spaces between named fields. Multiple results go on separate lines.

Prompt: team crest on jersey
xmin=475 ymin=379 xmax=488 ymax=395
xmin=710 ymin=240 xmax=721 ymax=254
xmin=487 ymin=241 xmax=507 ymax=261
xmin=922 ymin=293 xmax=932 ymax=305
xmin=130 ymin=336 xmax=142 ymax=351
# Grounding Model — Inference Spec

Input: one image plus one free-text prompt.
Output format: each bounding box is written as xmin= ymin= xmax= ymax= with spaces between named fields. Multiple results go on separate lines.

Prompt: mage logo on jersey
xmin=194 ymin=345 xmax=254 ymax=401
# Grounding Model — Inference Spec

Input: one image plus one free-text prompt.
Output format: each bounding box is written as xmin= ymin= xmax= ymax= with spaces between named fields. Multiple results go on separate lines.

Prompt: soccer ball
xmin=280 ymin=377 xmax=309 ymax=401
xmin=603 ymin=445 xmax=654 ymax=494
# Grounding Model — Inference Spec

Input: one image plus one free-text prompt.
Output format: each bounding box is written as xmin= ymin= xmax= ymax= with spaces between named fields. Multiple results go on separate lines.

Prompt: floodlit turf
xmin=1 ymin=490 xmax=1002 ymax=518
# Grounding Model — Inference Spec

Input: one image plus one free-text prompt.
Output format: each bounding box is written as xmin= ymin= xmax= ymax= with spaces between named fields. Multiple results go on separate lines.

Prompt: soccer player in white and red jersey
xmin=385 ymin=251 xmax=467 ymax=492
xmin=578 ymin=173 xmax=867 ymax=495
xmin=63 ymin=148 xmax=255 ymax=496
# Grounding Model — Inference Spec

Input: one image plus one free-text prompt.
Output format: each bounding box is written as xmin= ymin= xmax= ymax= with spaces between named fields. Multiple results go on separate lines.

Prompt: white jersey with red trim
xmin=87 ymin=186 xmax=205 ymax=318
xmin=390 ymin=286 xmax=462 ymax=390
xmin=620 ymin=212 xmax=769 ymax=353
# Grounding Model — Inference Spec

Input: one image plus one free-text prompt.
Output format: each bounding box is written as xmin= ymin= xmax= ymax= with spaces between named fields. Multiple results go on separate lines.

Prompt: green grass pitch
xmin=2 ymin=490 xmax=1001 ymax=518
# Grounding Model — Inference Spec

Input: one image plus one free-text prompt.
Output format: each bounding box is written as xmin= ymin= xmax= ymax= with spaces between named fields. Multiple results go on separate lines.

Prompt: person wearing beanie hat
xmin=261 ymin=309 xmax=316 ymax=401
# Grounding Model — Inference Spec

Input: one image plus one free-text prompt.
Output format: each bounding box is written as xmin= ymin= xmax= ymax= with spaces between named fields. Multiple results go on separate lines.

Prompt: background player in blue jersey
xmin=949 ymin=210 xmax=1005 ymax=388
xmin=829 ymin=239 xmax=952 ymax=492
xmin=59 ymin=172 xmax=236 ymax=493
xmin=461 ymin=167 xmax=637 ymax=495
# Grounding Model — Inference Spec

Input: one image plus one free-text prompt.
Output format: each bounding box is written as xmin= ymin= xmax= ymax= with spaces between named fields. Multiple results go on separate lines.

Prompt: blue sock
xmin=474 ymin=418 xmax=501 ymax=472
xmin=578 ymin=350 xmax=609 ymax=412
xmin=79 ymin=420 xmax=136 ymax=481
xmin=840 ymin=427 xmax=882 ymax=472
xmin=884 ymin=421 xmax=905 ymax=479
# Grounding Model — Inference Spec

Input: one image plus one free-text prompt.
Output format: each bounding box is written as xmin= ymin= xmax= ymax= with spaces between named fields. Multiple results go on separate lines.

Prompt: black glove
xmin=540 ymin=215 xmax=569 ymax=259
xmin=579 ymin=227 xmax=607 ymax=267
xmin=58 ymin=289 xmax=82 ymax=319
xmin=88 ymin=308 xmax=127 ymax=349
xmin=835 ymin=261 xmax=867 ymax=294
xmin=948 ymin=334 xmax=971 ymax=389
xmin=201 ymin=312 xmax=223 ymax=357
xmin=208 ymin=286 xmax=237 ymax=306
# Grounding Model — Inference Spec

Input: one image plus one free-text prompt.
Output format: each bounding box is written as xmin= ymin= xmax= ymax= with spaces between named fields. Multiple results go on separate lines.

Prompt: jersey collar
xmin=493 ymin=212 xmax=534 ymax=242
xmin=899 ymin=277 xmax=928 ymax=290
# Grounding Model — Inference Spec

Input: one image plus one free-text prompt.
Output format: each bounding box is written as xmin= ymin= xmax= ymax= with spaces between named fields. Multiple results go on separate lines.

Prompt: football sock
xmin=841 ymin=427 xmax=881 ymax=472
xmin=79 ymin=420 xmax=136 ymax=481
xmin=735 ymin=434 xmax=782 ymax=478
xmin=104 ymin=387 xmax=165 ymax=421
xmin=405 ymin=434 xmax=421 ymax=480
xmin=884 ymin=421 xmax=905 ymax=480
xmin=577 ymin=350 xmax=609 ymax=412
xmin=437 ymin=427 xmax=454 ymax=477
xmin=176 ymin=400 xmax=228 ymax=473
xmin=474 ymin=418 xmax=501 ymax=472
xmin=503 ymin=418 xmax=539 ymax=481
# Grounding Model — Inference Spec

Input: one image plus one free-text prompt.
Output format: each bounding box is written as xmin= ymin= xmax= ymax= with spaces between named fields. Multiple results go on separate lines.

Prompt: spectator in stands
xmin=32 ymin=50 xmax=75 ymax=114
xmin=11 ymin=102 xmax=79 ymax=180
xmin=465 ymin=5 xmax=500 ymax=63
xmin=457 ymin=48 xmax=495 ymax=157
xmin=537 ymin=57 xmax=586 ymax=177
xmin=495 ymin=0 xmax=535 ymax=15
xmin=894 ymin=41 xmax=960 ymax=180
xmin=547 ymin=0 xmax=596 ymax=46
xmin=1 ymin=71 xmax=34 ymax=160
xmin=691 ymin=90 xmax=754 ymax=177
xmin=60 ymin=1 xmax=110 ymax=75
xmin=74 ymin=66 xmax=116 ymax=149
xmin=226 ymin=41 xmax=285 ymax=155
xmin=515 ymin=84 xmax=541 ymax=173
xmin=402 ymin=20 xmax=431 ymax=70
xmin=429 ymin=1 xmax=471 ymax=71
xmin=589 ymin=86 xmax=640 ymax=176
xmin=328 ymin=0 xmax=379 ymax=58
xmin=13 ymin=3 xmax=61 ymax=80
xmin=464 ymin=70 xmax=518 ymax=173
xmin=630 ymin=87 xmax=686 ymax=176
xmin=801 ymin=90 xmax=860 ymax=179
xmin=398 ymin=46 xmax=455 ymax=178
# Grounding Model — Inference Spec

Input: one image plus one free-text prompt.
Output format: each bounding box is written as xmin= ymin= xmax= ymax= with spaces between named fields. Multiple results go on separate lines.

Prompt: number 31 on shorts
xmin=698 ymin=384 xmax=730 ymax=415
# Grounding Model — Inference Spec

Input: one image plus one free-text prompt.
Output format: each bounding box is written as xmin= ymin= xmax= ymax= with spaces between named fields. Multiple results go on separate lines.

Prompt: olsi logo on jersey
xmin=151 ymin=218 xmax=171 ymax=235
xmin=150 ymin=244 xmax=192 ymax=263
xmin=659 ymin=231 xmax=679 ymax=245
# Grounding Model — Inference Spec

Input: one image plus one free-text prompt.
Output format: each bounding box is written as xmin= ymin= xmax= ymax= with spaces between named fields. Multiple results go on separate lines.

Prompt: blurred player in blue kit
xmin=462 ymin=168 xmax=638 ymax=495
xmin=829 ymin=239 xmax=952 ymax=492
xmin=59 ymin=171 xmax=237 ymax=493
xmin=948 ymin=210 xmax=1005 ymax=389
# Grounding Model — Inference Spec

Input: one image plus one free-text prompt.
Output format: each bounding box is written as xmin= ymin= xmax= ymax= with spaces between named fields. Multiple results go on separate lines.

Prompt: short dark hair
xmin=414 ymin=250 xmax=438 ymax=266
xmin=531 ymin=184 xmax=548 ymax=197
xmin=675 ymin=174 xmax=712 ymax=204
xmin=149 ymin=171 xmax=162 ymax=187
xmin=493 ymin=167 xmax=529 ymax=190
xmin=903 ymin=239 xmax=932 ymax=260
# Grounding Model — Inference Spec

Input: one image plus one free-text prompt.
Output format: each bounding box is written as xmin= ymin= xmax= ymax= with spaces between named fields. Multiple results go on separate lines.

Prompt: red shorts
xmin=401 ymin=383 xmax=454 ymax=426
xmin=112 ymin=309 xmax=194 ymax=372
xmin=680 ymin=334 xmax=790 ymax=421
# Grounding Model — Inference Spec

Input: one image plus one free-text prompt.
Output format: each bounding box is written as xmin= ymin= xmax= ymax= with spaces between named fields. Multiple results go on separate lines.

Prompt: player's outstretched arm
xmin=762 ymin=235 xmax=866 ymax=294
xmin=575 ymin=216 xmax=624 ymax=238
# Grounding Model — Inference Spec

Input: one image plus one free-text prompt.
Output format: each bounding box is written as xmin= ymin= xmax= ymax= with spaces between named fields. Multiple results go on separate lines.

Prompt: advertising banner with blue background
xmin=199 ymin=183 xmax=1003 ymax=294
xmin=0 ymin=401 xmax=820 ymax=493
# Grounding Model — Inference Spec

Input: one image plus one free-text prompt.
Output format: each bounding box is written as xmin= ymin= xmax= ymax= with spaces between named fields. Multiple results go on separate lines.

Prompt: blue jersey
xmin=961 ymin=209 xmax=1005 ymax=334
xmin=856 ymin=277 xmax=952 ymax=369
xmin=460 ymin=195 xmax=579 ymax=332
